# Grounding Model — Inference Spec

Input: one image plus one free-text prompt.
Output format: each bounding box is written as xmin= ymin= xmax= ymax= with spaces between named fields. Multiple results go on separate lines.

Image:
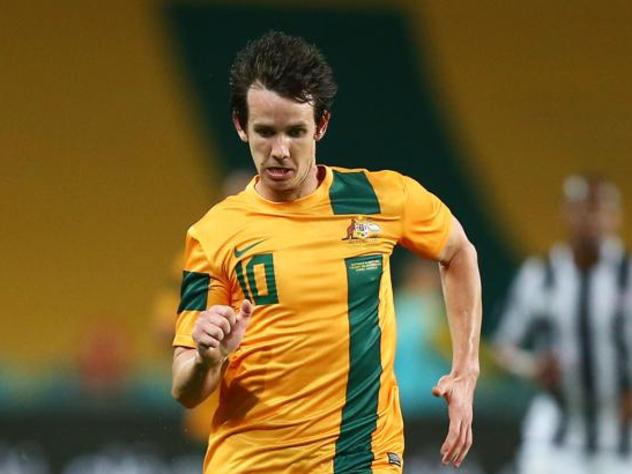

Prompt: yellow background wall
xmin=417 ymin=0 xmax=632 ymax=252
xmin=1 ymin=1 xmax=217 ymax=368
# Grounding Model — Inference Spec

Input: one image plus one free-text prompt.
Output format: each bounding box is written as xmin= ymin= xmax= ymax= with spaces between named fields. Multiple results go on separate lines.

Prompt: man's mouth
xmin=265 ymin=167 xmax=294 ymax=180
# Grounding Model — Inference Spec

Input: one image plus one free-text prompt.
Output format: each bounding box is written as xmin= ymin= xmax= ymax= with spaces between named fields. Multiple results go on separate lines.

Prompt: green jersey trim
xmin=334 ymin=254 xmax=383 ymax=473
xmin=177 ymin=270 xmax=210 ymax=313
xmin=329 ymin=171 xmax=381 ymax=215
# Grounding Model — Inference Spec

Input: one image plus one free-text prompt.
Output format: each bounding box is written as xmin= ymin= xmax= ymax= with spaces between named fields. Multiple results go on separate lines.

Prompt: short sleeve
xmin=399 ymin=176 xmax=453 ymax=260
xmin=493 ymin=258 xmax=547 ymax=347
xmin=172 ymin=228 xmax=230 ymax=348
xmin=622 ymin=260 xmax=632 ymax=385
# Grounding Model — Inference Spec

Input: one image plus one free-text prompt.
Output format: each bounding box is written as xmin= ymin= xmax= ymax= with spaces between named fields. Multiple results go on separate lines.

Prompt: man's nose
xmin=270 ymin=135 xmax=290 ymax=160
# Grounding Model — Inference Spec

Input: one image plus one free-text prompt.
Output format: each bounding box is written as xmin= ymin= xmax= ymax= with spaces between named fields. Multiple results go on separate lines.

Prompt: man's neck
xmin=571 ymin=238 xmax=600 ymax=272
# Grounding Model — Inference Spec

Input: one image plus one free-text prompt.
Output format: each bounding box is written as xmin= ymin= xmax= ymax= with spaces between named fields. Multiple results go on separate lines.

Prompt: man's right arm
xmin=171 ymin=301 xmax=253 ymax=408
xmin=494 ymin=344 xmax=559 ymax=384
xmin=492 ymin=259 xmax=560 ymax=387
xmin=172 ymin=346 xmax=226 ymax=408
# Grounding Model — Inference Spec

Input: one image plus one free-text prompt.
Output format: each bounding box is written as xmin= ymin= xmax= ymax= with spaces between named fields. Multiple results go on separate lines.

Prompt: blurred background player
xmin=493 ymin=175 xmax=632 ymax=474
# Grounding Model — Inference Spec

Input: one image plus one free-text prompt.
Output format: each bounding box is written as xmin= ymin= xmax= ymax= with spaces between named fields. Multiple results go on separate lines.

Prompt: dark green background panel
xmin=165 ymin=4 xmax=516 ymax=330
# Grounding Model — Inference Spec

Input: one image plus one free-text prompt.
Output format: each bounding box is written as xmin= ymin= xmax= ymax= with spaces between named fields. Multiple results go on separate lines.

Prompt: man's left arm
xmin=432 ymin=216 xmax=482 ymax=468
xmin=623 ymin=285 xmax=632 ymax=422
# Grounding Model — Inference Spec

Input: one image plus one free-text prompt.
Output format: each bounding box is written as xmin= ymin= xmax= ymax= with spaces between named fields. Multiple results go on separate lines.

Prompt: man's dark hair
xmin=563 ymin=174 xmax=621 ymax=206
xmin=230 ymin=31 xmax=337 ymax=127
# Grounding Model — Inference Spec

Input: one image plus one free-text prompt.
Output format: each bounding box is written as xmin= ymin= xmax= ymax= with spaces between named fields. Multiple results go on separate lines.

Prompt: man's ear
xmin=233 ymin=112 xmax=248 ymax=142
xmin=314 ymin=111 xmax=331 ymax=141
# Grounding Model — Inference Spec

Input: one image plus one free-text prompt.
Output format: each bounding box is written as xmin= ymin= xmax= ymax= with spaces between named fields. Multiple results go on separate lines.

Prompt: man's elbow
xmin=444 ymin=238 xmax=478 ymax=270
xmin=464 ymin=239 xmax=478 ymax=263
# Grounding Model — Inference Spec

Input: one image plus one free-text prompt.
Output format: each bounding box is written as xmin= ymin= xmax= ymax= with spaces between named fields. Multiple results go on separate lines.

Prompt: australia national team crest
xmin=342 ymin=217 xmax=381 ymax=242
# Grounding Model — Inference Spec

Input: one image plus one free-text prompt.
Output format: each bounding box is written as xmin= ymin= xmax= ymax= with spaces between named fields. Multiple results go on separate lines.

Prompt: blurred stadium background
xmin=2 ymin=1 xmax=631 ymax=473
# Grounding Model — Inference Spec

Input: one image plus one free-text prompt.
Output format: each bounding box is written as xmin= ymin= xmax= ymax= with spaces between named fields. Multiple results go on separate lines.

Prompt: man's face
xmin=563 ymin=188 xmax=621 ymax=243
xmin=234 ymin=84 xmax=327 ymax=201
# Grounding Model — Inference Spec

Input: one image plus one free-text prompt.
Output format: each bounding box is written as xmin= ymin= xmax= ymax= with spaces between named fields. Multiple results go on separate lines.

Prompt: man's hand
xmin=621 ymin=391 xmax=632 ymax=422
xmin=532 ymin=352 xmax=561 ymax=391
xmin=192 ymin=300 xmax=253 ymax=367
xmin=432 ymin=372 xmax=477 ymax=468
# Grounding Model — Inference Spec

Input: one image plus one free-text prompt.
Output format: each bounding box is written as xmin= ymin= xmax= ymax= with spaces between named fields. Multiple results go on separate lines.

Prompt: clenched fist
xmin=192 ymin=300 xmax=253 ymax=367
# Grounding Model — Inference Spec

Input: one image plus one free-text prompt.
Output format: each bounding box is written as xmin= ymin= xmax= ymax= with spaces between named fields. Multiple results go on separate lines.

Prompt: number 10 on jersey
xmin=235 ymin=253 xmax=279 ymax=305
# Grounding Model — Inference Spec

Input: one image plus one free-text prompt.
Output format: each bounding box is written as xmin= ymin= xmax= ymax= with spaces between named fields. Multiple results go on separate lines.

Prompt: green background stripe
xmin=330 ymin=171 xmax=381 ymax=215
xmin=334 ymin=254 xmax=383 ymax=473
xmin=177 ymin=270 xmax=210 ymax=313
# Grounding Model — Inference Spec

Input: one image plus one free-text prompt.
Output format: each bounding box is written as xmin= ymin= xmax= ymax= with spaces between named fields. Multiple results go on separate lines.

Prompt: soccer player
xmin=171 ymin=31 xmax=482 ymax=473
xmin=493 ymin=175 xmax=632 ymax=474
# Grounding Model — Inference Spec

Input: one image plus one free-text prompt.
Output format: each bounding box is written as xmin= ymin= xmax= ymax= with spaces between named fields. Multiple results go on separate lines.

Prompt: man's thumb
xmin=239 ymin=299 xmax=253 ymax=322
xmin=432 ymin=375 xmax=449 ymax=398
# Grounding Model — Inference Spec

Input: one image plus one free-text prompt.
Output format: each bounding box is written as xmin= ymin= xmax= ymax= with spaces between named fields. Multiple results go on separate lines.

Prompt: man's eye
xmin=257 ymin=129 xmax=274 ymax=137
xmin=288 ymin=128 xmax=306 ymax=138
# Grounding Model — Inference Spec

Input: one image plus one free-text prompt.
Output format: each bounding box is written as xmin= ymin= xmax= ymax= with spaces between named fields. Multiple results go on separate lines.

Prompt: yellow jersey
xmin=174 ymin=165 xmax=453 ymax=473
